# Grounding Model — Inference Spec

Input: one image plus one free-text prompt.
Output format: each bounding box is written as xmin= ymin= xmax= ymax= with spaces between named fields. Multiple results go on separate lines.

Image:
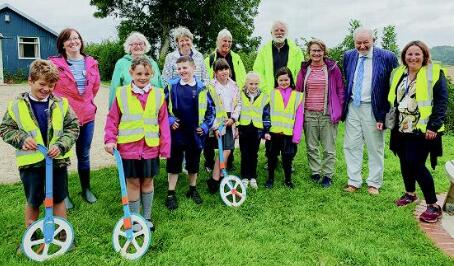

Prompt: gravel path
xmin=0 ymin=85 xmax=114 ymax=184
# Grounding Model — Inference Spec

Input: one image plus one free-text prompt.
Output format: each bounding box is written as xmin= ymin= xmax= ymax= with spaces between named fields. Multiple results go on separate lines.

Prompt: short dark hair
xmin=130 ymin=56 xmax=153 ymax=75
xmin=214 ymin=58 xmax=230 ymax=72
xmin=56 ymin=28 xmax=85 ymax=58
xmin=401 ymin=40 xmax=431 ymax=67
xmin=274 ymin=67 xmax=295 ymax=89
xmin=176 ymin=55 xmax=195 ymax=65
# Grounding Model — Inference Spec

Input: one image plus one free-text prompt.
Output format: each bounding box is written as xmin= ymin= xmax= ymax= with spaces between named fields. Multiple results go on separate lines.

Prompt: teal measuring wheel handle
xmin=216 ymin=124 xmax=247 ymax=207
xmin=21 ymin=144 xmax=75 ymax=262
xmin=111 ymin=148 xmax=151 ymax=260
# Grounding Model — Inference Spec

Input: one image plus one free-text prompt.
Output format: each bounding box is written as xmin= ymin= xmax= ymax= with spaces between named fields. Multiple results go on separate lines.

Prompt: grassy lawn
xmin=1 ymin=124 xmax=454 ymax=265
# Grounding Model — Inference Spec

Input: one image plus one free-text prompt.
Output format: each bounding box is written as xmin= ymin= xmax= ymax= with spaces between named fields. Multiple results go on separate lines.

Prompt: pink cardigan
xmin=49 ymin=55 xmax=101 ymax=125
xmin=104 ymin=87 xmax=171 ymax=159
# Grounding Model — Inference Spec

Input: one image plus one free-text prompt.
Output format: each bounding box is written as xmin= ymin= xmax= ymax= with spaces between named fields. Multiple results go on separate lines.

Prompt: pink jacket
xmin=104 ymin=87 xmax=171 ymax=159
xmin=277 ymin=87 xmax=304 ymax=144
xmin=49 ymin=55 xmax=101 ymax=125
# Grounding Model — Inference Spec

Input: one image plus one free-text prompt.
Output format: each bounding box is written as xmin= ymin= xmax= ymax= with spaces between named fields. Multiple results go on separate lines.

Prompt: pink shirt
xmin=276 ymin=87 xmax=304 ymax=144
xmin=104 ymin=87 xmax=171 ymax=159
xmin=305 ymin=64 xmax=326 ymax=112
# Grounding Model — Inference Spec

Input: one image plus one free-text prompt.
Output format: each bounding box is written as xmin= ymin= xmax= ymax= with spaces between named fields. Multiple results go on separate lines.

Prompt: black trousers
xmin=267 ymin=133 xmax=297 ymax=182
xmin=239 ymin=125 xmax=261 ymax=180
xmin=396 ymin=132 xmax=437 ymax=204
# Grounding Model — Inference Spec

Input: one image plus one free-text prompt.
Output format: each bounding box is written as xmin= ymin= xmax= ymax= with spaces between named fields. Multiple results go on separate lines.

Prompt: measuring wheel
xmin=220 ymin=175 xmax=247 ymax=207
xmin=112 ymin=214 xmax=151 ymax=260
xmin=22 ymin=217 xmax=74 ymax=262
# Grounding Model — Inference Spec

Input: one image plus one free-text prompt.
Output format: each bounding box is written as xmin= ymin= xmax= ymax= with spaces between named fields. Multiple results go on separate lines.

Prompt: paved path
xmin=0 ymin=85 xmax=114 ymax=184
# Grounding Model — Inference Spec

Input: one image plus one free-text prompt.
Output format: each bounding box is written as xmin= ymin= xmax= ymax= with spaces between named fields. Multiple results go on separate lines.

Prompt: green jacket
xmin=204 ymin=50 xmax=247 ymax=89
xmin=109 ymin=54 xmax=164 ymax=108
xmin=0 ymin=92 xmax=80 ymax=169
xmin=253 ymin=39 xmax=304 ymax=93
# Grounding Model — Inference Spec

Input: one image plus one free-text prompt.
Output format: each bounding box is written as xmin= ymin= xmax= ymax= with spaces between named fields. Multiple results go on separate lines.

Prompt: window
xmin=18 ymin=37 xmax=40 ymax=59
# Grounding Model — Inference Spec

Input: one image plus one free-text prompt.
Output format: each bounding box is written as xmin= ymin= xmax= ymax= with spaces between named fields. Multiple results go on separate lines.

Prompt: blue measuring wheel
xmin=21 ymin=145 xmax=75 ymax=261
xmin=216 ymin=124 xmax=247 ymax=207
xmin=111 ymin=148 xmax=151 ymax=260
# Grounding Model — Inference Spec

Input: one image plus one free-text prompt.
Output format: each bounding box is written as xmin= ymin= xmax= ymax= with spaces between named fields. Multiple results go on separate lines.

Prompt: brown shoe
xmin=368 ymin=186 xmax=379 ymax=195
xmin=344 ymin=185 xmax=358 ymax=193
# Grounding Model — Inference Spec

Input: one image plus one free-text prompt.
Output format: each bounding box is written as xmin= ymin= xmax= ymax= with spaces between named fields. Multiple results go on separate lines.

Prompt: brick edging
xmin=415 ymin=193 xmax=454 ymax=257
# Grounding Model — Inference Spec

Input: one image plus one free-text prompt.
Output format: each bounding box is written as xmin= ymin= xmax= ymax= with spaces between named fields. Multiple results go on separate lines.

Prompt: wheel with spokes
xmin=220 ymin=175 xmax=247 ymax=207
xmin=112 ymin=214 xmax=151 ymax=260
xmin=22 ymin=217 xmax=74 ymax=262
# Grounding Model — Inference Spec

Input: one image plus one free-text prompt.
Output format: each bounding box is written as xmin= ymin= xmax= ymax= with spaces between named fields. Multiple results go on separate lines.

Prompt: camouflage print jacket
xmin=0 ymin=92 xmax=80 ymax=169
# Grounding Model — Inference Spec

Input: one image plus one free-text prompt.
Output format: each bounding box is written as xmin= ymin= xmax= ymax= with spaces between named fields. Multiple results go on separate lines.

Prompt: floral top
xmin=397 ymin=74 xmax=420 ymax=133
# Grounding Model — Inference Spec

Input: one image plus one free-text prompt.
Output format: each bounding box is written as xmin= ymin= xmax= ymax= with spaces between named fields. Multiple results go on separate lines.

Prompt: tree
xmin=381 ymin=25 xmax=399 ymax=56
xmin=328 ymin=19 xmax=362 ymax=69
xmin=89 ymin=0 xmax=261 ymax=63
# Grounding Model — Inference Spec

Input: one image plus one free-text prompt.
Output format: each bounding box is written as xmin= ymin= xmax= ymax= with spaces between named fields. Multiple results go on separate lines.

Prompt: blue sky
xmin=1 ymin=0 xmax=453 ymax=49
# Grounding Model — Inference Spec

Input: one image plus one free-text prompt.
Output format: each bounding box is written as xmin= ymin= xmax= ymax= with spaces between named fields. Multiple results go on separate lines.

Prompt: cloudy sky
xmin=1 ymin=0 xmax=453 ymax=49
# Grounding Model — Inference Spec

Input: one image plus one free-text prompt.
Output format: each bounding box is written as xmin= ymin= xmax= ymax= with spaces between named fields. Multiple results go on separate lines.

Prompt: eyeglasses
xmin=130 ymin=42 xmax=145 ymax=47
xmin=66 ymin=36 xmax=80 ymax=42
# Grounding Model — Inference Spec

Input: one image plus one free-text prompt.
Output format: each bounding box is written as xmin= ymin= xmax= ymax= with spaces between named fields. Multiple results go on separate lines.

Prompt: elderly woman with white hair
xmin=204 ymin=29 xmax=246 ymax=88
xmin=162 ymin=26 xmax=208 ymax=87
xmin=203 ymin=29 xmax=247 ymax=172
xmin=108 ymin=31 xmax=163 ymax=108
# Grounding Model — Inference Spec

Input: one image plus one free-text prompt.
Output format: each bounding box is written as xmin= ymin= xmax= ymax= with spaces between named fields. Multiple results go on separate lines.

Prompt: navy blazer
xmin=342 ymin=47 xmax=398 ymax=122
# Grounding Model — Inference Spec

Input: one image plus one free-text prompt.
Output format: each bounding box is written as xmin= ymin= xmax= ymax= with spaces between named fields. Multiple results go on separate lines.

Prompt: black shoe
xmin=284 ymin=180 xmax=295 ymax=189
xmin=186 ymin=189 xmax=203 ymax=204
xmin=321 ymin=176 xmax=332 ymax=188
xmin=206 ymin=178 xmax=219 ymax=194
xmin=81 ymin=188 xmax=97 ymax=204
xmin=265 ymin=179 xmax=274 ymax=189
xmin=311 ymin=174 xmax=321 ymax=183
xmin=166 ymin=194 xmax=178 ymax=210
xmin=64 ymin=196 xmax=74 ymax=210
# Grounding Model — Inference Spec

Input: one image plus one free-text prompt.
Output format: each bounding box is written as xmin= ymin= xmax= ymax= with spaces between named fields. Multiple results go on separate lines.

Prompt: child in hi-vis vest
xmin=238 ymin=72 xmax=269 ymax=189
xmin=105 ymin=56 xmax=170 ymax=231
xmin=263 ymin=67 xmax=304 ymax=189
xmin=0 ymin=59 xmax=79 ymax=247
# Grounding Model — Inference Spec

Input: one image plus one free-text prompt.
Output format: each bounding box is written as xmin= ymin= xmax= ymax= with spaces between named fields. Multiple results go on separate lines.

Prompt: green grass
xmin=1 ymin=125 xmax=454 ymax=265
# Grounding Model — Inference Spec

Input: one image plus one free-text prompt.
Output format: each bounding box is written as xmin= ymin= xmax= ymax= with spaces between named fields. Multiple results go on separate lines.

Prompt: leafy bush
xmin=85 ymin=40 xmax=124 ymax=81
xmin=4 ymin=68 xmax=28 ymax=84
xmin=445 ymin=78 xmax=454 ymax=134
xmin=237 ymin=51 xmax=257 ymax=72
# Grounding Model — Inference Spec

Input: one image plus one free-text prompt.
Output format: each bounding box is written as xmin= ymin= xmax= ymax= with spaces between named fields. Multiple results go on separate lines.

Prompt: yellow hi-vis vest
xmin=8 ymin=97 xmax=71 ymax=167
xmin=270 ymin=89 xmax=302 ymax=135
xmin=116 ymin=85 xmax=164 ymax=147
xmin=167 ymin=85 xmax=214 ymax=126
xmin=388 ymin=63 xmax=444 ymax=133
xmin=239 ymin=91 xmax=269 ymax=129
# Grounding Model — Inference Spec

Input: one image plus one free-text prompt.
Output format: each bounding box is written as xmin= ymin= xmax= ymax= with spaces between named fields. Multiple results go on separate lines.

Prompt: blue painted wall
xmin=0 ymin=7 xmax=57 ymax=75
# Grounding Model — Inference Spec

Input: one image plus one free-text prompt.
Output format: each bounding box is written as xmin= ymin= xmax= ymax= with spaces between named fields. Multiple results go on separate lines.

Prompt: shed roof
xmin=0 ymin=3 xmax=58 ymax=37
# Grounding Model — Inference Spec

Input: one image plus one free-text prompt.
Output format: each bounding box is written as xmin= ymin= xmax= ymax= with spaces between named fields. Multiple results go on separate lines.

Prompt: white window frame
xmin=17 ymin=36 xmax=41 ymax=59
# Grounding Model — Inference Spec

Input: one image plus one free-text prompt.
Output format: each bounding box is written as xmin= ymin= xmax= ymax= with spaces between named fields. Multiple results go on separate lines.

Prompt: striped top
xmin=305 ymin=64 xmax=326 ymax=112
xmin=67 ymin=58 xmax=86 ymax=95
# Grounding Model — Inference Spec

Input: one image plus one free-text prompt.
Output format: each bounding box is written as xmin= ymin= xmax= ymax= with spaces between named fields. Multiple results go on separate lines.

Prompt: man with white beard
xmin=253 ymin=21 xmax=304 ymax=93
xmin=253 ymin=21 xmax=304 ymax=174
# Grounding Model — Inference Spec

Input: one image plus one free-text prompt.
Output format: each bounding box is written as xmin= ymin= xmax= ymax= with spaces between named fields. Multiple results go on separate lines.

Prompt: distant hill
xmin=431 ymin=46 xmax=454 ymax=66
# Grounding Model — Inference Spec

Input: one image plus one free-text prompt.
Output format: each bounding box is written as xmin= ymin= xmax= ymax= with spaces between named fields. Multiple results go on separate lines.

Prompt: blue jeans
xmin=76 ymin=121 xmax=95 ymax=171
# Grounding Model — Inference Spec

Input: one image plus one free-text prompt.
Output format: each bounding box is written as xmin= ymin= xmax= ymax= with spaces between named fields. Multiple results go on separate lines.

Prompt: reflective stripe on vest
xmin=8 ymin=98 xmax=71 ymax=167
xmin=167 ymin=85 xmax=209 ymax=126
xmin=239 ymin=91 xmax=269 ymax=128
xmin=116 ymin=85 xmax=163 ymax=146
xmin=388 ymin=64 xmax=443 ymax=132
xmin=269 ymin=90 xmax=302 ymax=135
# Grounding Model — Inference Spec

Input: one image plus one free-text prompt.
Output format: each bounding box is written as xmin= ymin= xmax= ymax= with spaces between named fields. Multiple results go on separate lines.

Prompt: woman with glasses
xmin=49 ymin=28 xmax=101 ymax=208
xmin=295 ymin=39 xmax=345 ymax=188
xmin=108 ymin=32 xmax=164 ymax=108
